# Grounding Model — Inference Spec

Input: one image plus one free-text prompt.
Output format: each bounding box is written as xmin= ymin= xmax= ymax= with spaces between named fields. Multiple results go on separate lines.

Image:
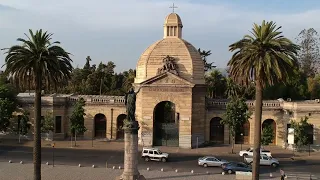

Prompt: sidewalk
xmin=0 ymin=161 xmax=283 ymax=180
xmin=1 ymin=138 xmax=319 ymax=158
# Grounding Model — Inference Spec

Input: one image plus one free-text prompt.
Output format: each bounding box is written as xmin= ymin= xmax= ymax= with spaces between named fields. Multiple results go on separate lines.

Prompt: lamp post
xmin=52 ymin=143 xmax=55 ymax=167
xmin=240 ymin=133 xmax=243 ymax=151
xmin=91 ymin=130 xmax=94 ymax=147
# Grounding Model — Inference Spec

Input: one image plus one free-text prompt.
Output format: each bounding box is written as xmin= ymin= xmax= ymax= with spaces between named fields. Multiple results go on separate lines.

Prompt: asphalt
xmin=1 ymin=145 xmax=319 ymax=177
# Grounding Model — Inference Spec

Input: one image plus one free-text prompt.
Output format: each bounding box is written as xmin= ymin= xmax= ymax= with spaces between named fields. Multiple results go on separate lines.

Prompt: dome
xmin=164 ymin=13 xmax=183 ymax=26
xmin=134 ymin=38 xmax=205 ymax=84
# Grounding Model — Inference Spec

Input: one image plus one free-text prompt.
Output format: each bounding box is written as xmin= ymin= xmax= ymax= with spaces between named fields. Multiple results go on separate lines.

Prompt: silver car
xmin=244 ymin=154 xmax=279 ymax=167
xmin=198 ymin=156 xmax=228 ymax=167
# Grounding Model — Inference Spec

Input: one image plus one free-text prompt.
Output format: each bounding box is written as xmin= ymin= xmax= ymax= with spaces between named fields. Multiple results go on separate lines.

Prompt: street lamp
xmin=240 ymin=133 xmax=244 ymax=151
xmin=90 ymin=130 xmax=93 ymax=147
xmin=51 ymin=143 xmax=55 ymax=167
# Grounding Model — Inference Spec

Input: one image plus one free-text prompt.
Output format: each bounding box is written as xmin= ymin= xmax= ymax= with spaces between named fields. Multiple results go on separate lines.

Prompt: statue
xmin=117 ymin=85 xmax=145 ymax=180
xmin=124 ymin=87 xmax=141 ymax=123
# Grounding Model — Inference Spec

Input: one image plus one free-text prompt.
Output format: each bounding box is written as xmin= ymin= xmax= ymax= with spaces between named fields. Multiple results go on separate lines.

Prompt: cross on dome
xmin=169 ymin=3 xmax=178 ymax=13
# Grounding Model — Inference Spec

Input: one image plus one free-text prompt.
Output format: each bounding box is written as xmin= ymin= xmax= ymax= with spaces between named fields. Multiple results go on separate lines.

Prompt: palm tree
xmin=205 ymin=69 xmax=226 ymax=98
xmin=228 ymin=21 xmax=299 ymax=179
xmin=2 ymin=29 xmax=73 ymax=180
xmin=198 ymin=48 xmax=216 ymax=71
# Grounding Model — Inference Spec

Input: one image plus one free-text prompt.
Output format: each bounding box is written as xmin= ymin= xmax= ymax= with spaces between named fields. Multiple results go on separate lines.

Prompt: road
xmin=0 ymin=145 xmax=319 ymax=176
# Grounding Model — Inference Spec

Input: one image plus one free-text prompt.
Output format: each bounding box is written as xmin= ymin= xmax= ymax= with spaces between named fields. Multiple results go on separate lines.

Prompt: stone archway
xmin=235 ymin=121 xmax=250 ymax=144
xmin=153 ymin=101 xmax=179 ymax=147
xmin=210 ymin=117 xmax=224 ymax=144
xmin=94 ymin=113 xmax=106 ymax=138
xmin=116 ymin=114 xmax=126 ymax=140
xmin=262 ymin=119 xmax=276 ymax=145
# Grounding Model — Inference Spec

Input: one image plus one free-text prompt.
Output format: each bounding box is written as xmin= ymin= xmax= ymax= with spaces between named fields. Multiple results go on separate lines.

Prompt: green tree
xmin=198 ymin=48 xmax=215 ymax=71
xmin=225 ymin=78 xmax=245 ymax=99
xmin=0 ymin=75 xmax=17 ymax=132
xmin=17 ymin=111 xmax=31 ymax=143
xmin=296 ymin=28 xmax=320 ymax=77
xmin=261 ymin=125 xmax=274 ymax=145
xmin=0 ymin=98 xmax=16 ymax=132
xmin=41 ymin=112 xmax=54 ymax=140
xmin=2 ymin=29 xmax=73 ymax=180
xmin=307 ymin=74 xmax=320 ymax=99
xmin=69 ymin=97 xmax=87 ymax=146
xmin=228 ymin=21 xmax=299 ymax=179
xmin=20 ymin=111 xmax=31 ymax=135
xmin=205 ymin=70 xmax=227 ymax=98
xmin=291 ymin=116 xmax=313 ymax=150
xmin=222 ymin=97 xmax=251 ymax=153
xmin=122 ymin=69 xmax=136 ymax=92
xmin=263 ymin=70 xmax=309 ymax=100
xmin=83 ymin=56 xmax=92 ymax=70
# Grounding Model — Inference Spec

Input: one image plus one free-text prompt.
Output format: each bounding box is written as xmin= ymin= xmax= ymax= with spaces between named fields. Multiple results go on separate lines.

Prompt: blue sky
xmin=0 ymin=0 xmax=320 ymax=72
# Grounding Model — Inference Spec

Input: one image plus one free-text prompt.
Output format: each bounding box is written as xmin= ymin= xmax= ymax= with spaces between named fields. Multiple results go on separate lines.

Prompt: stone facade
xmin=17 ymin=95 xmax=320 ymax=148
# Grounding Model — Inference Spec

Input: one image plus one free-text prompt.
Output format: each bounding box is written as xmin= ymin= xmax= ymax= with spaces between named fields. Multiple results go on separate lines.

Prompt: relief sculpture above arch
xmin=157 ymin=55 xmax=179 ymax=75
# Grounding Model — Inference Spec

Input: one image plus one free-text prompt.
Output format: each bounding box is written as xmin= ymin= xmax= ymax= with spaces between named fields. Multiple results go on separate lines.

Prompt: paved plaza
xmin=1 ymin=140 xmax=319 ymax=179
xmin=0 ymin=161 xmax=286 ymax=180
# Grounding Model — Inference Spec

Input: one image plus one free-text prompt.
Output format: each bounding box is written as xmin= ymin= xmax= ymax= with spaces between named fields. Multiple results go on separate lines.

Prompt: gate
xmin=153 ymin=123 xmax=179 ymax=147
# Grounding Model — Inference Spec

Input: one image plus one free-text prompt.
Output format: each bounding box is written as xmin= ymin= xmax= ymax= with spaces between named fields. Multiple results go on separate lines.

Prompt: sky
xmin=0 ymin=0 xmax=320 ymax=72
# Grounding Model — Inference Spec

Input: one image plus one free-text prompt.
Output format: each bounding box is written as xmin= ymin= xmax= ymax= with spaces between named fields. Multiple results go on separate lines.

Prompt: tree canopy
xmin=0 ymin=74 xmax=17 ymax=132
xmin=222 ymin=97 xmax=251 ymax=153
xmin=69 ymin=97 xmax=87 ymax=135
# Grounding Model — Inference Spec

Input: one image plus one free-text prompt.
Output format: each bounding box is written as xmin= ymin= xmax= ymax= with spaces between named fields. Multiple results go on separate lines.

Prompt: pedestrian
xmin=280 ymin=169 xmax=286 ymax=180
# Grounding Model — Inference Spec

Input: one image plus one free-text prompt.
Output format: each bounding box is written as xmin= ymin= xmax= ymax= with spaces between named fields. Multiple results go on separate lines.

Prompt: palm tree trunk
xmin=252 ymin=80 xmax=263 ymax=180
xmin=34 ymin=74 xmax=42 ymax=180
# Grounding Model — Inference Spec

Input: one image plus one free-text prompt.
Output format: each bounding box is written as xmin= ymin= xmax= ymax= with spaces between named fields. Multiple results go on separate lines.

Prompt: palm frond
xmin=228 ymin=20 xmax=300 ymax=88
xmin=2 ymin=29 xmax=73 ymax=92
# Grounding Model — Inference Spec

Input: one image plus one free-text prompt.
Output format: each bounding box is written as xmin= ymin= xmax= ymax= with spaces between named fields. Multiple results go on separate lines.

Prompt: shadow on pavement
xmin=146 ymin=172 xmax=220 ymax=180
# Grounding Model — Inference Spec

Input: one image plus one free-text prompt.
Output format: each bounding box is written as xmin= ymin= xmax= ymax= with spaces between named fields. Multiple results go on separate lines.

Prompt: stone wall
xmin=16 ymin=95 xmax=320 ymax=148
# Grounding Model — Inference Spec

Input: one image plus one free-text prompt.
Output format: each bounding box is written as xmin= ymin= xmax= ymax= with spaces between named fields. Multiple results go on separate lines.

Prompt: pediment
xmin=139 ymin=72 xmax=194 ymax=86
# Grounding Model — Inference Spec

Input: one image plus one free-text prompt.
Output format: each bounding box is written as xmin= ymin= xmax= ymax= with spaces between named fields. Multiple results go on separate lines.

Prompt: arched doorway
xmin=94 ymin=113 xmax=106 ymax=138
xmin=262 ymin=119 xmax=276 ymax=145
xmin=210 ymin=117 xmax=224 ymax=144
xmin=235 ymin=121 xmax=250 ymax=144
xmin=116 ymin=114 xmax=126 ymax=140
xmin=153 ymin=101 xmax=179 ymax=147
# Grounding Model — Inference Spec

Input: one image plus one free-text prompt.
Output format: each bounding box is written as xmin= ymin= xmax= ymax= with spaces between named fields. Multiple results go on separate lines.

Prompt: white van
xmin=141 ymin=147 xmax=169 ymax=162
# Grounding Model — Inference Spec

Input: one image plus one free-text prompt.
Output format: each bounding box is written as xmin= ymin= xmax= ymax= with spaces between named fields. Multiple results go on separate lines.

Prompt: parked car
xmin=239 ymin=147 xmax=272 ymax=157
xmin=221 ymin=162 xmax=252 ymax=174
xmin=244 ymin=154 xmax=279 ymax=167
xmin=141 ymin=147 xmax=169 ymax=162
xmin=198 ymin=156 xmax=228 ymax=167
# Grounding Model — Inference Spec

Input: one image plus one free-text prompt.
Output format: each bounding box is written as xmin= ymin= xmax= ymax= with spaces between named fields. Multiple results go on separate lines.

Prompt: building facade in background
xmin=15 ymin=13 xmax=320 ymax=149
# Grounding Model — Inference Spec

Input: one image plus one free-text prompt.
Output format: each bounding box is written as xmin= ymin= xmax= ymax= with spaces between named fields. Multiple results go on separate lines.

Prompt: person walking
xmin=280 ymin=169 xmax=286 ymax=180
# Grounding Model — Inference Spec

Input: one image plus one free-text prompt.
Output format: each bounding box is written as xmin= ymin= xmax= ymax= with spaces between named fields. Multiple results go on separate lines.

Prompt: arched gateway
xmin=153 ymin=101 xmax=178 ymax=146
xmin=116 ymin=114 xmax=126 ymax=140
xmin=134 ymin=12 xmax=206 ymax=148
xmin=94 ymin=113 xmax=106 ymax=138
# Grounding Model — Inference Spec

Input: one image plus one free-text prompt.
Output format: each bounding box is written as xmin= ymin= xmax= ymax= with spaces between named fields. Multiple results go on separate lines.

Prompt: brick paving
xmin=0 ymin=161 xmax=285 ymax=180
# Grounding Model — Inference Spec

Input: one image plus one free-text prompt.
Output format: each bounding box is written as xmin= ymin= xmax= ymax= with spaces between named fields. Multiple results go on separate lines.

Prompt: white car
xmin=141 ymin=147 xmax=169 ymax=162
xmin=239 ymin=148 xmax=272 ymax=157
